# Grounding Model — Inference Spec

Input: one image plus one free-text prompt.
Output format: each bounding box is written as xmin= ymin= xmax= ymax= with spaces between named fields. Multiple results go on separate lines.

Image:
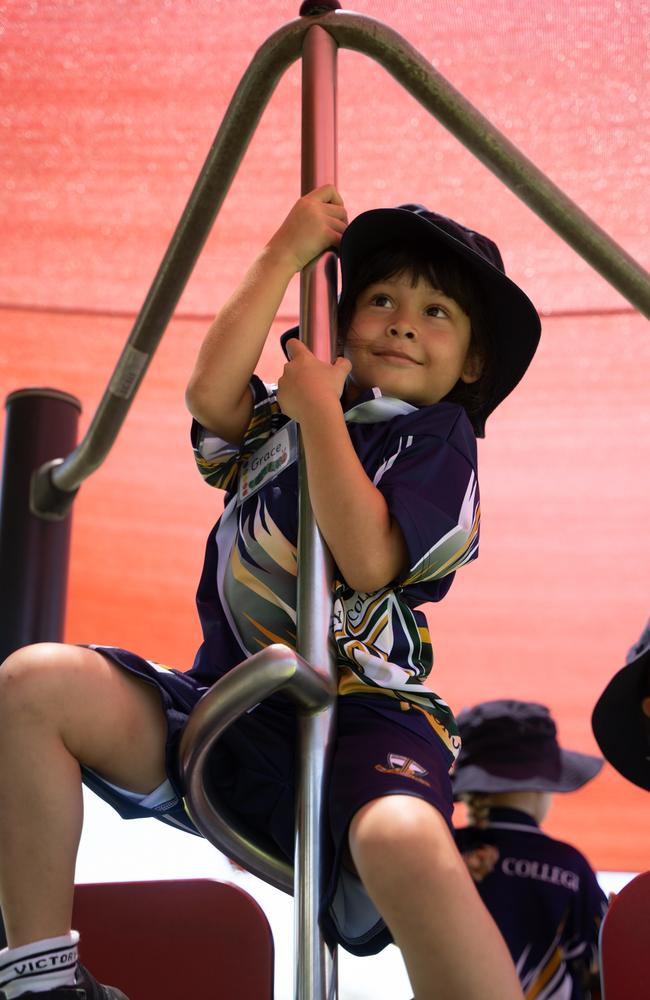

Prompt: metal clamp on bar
xmin=179 ymin=644 xmax=335 ymax=894
xmin=30 ymin=459 xmax=79 ymax=522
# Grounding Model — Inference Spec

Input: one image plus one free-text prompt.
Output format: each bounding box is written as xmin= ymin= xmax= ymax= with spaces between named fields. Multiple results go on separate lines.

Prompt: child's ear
xmin=461 ymin=350 xmax=483 ymax=385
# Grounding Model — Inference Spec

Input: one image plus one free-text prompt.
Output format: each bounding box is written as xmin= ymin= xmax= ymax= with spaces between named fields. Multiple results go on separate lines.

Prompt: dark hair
xmin=337 ymin=243 xmax=496 ymax=435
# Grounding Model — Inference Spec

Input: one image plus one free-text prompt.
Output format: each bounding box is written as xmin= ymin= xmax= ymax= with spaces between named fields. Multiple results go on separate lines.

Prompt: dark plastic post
xmin=0 ymin=389 xmax=81 ymax=663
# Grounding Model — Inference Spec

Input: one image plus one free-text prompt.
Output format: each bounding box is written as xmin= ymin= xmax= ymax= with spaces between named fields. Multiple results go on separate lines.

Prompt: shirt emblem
xmin=374 ymin=752 xmax=432 ymax=786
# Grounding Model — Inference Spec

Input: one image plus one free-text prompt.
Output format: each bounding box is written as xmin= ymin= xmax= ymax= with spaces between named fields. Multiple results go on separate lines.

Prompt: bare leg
xmin=0 ymin=643 xmax=168 ymax=947
xmin=349 ymin=795 xmax=524 ymax=1000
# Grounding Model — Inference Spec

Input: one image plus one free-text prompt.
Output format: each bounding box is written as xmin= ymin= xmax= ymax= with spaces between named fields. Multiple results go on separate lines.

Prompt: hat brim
xmin=452 ymin=747 xmax=603 ymax=796
xmin=592 ymin=648 xmax=650 ymax=792
xmin=339 ymin=209 xmax=541 ymax=436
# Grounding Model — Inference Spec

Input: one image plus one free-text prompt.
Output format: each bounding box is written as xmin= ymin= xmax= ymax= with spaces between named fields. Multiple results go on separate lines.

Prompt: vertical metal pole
xmin=0 ymin=389 xmax=81 ymax=663
xmin=295 ymin=22 xmax=339 ymax=1000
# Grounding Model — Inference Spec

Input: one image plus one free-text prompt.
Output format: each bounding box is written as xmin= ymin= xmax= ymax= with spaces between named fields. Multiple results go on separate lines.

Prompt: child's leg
xmin=0 ymin=643 xmax=168 ymax=947
xmin=349 ymin=795 xmax=524 ymax=1000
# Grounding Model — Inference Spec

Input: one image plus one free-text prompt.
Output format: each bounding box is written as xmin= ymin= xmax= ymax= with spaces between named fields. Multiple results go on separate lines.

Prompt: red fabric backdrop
xmin=1 ymin=0 xmax=649 ymax=870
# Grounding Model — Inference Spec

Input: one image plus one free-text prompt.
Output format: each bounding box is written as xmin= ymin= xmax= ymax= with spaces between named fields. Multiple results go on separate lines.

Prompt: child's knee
xmin=349 ymin=795 xmax=451 ymax=870
xmin=349 ymin=797 xmax=470 ymax=908
xmin=0 ymin=643 xmax=75 ymax=721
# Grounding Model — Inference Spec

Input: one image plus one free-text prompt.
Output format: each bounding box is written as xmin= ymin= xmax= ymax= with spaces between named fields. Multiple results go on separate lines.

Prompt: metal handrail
xmin=31 ymin=16 xmax=312 ymax=515
xmin=328 ymin=12 xmax=650 ymax=317
xmin=31 ymin=7 xmax=650 ymax=519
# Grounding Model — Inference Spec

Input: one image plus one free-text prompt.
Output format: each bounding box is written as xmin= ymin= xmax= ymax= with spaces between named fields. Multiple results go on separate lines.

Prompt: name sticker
xmin=238 ymin=423 xmax=298 ymax=503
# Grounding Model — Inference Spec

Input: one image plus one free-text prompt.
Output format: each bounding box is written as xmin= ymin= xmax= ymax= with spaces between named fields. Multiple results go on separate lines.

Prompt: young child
xmin=453 ymin=699 xmax=608 ymax=1000
xmin=0 ymin=186 xmax=540 ymax=1000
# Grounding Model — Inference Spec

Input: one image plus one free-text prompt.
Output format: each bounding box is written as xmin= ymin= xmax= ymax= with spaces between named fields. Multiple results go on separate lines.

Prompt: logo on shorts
xmin=374 ymin=753 xmax=431 ymax=786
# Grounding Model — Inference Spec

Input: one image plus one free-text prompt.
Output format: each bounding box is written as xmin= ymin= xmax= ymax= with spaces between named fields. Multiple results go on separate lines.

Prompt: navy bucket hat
xmin=338 ymin=206 xmax=541 ymax=436
xmin=591 ymin=620 xmax=650 ymax=792
xmin=452 ymin=699 xmax=603 ymax=795
xmin=281 ymin=204 xmax=541 ymax=435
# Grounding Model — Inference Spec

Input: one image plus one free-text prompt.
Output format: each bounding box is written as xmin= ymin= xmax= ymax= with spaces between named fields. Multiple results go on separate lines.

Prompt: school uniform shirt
xmin=455 ymin=807 xmax=607 ymax=1000
xmin=190 ymin=375 xmax=480 ymax=758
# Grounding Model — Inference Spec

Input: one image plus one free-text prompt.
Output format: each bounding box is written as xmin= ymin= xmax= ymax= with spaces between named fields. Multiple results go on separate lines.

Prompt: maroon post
xmin=0 ymin=389 xmax=81 ymax=663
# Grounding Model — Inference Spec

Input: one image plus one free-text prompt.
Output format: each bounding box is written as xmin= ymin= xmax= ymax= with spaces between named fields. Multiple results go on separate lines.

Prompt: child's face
xmin=342 ymin=272 xmax=481 ymax=408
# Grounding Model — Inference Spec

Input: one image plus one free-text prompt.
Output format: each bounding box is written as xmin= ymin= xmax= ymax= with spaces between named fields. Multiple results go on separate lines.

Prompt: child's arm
xmin=185 ymin=185 xmax=347 ymax=444
xmin=278 ymin=340 xmax=409 ymax=593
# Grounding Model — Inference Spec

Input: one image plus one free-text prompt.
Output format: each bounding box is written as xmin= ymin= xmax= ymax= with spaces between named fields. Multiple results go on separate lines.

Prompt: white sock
xmin=0 ymin=931 xmax=79 ymax=997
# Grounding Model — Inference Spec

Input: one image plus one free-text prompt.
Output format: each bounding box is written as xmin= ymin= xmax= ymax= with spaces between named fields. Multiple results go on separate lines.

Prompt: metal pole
xmin=295 ymin=19 xmax=339 ymax=1000
xmin=0 ymin=389 xmax=81 ymax=662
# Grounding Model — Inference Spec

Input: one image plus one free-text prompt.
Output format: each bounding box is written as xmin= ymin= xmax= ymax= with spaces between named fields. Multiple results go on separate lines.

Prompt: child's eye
xmin=426 ymin=304 xmax=449 ymax=318
xmin=370 ymin=293 xmax=393 ymax=308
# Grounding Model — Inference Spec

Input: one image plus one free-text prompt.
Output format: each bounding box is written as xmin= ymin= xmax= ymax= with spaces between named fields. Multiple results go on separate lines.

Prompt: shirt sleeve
xmin=190 ymin=375 xmax=283 ymax=495
xmin=374 ymin=408 xmax=480 ymax=588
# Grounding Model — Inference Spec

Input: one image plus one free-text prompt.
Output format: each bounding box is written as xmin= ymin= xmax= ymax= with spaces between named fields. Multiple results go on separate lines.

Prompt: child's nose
xmin=387 ymin=319 xmax=417 ymax=340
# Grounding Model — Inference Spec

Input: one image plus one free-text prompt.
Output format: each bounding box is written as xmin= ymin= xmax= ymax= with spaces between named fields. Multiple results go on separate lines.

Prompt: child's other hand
xmin=267 ymin=185 xmax=348 ymax=273
xmin=277 ymin=338 xmax=351 ymax=422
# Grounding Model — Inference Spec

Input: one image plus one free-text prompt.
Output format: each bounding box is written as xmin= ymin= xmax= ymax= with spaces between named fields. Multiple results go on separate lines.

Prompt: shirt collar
xmin=343 ymin=385 xmax=418 ymax=424
xmin=487 ymin=807 xmax=540 ymax=830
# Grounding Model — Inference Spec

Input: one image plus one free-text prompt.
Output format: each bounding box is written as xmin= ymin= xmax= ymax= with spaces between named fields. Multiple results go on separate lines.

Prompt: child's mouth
xmin=374 ymin=351 xmax=420 ymax=366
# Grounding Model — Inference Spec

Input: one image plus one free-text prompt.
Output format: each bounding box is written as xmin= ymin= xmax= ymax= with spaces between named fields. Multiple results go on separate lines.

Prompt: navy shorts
xmin=83 ymin=646 xmax=455 ymax=956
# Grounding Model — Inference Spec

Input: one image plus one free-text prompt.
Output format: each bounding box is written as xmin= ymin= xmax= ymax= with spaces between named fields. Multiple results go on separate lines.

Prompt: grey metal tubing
xmin=35 ymin=6 xmax=649 ymax=518
xmin=179 ymin=643 xmax=334 ymax=894
xmin=295 ymin=24 xmax=340 ymax=1000
xmin=324 ymin=11 xmax=650 ymax=316
xmin=39 ymin=17 xmax=311 ymax=508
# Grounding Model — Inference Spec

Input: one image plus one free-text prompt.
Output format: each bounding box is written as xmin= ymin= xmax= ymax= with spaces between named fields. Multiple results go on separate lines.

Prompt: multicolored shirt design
xmin=455 ymin=808 xmax=607 ymax=999
xmin=190 ymin=376 xmax=480 ymax=757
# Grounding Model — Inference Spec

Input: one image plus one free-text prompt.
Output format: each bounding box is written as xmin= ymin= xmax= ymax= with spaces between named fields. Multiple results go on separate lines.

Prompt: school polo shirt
xmin=189 ymin=376 xmax=480 ymax=756
xmin=455 ymin=807 xmax=607 ymax=999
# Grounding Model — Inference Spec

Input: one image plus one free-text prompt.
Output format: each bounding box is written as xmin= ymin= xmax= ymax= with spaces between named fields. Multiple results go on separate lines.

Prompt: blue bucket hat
xmin=592 ymin=620 xmax=650 ymax=792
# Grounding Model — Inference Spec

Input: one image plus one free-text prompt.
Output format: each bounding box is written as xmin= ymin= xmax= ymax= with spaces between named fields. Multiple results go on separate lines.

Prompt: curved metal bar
xmin=323 ymin=11 xmax=650 ymax=317
xmin=179 ymin=643 xmax=334 ymax=894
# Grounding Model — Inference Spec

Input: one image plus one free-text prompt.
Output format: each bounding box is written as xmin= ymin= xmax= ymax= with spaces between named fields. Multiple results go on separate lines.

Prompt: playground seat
xmin=599 ymin=870 xmax=650 ymax=999
xmin=72 ymin=878 xmax=274 ymax=1000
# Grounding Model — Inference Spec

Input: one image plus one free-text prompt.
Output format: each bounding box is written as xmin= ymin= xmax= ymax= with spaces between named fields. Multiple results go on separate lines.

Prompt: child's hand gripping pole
xmin=267 ymin=184 xmax=347 ymax=276
xmin=277 ymin=338 xmax=351 ymax=424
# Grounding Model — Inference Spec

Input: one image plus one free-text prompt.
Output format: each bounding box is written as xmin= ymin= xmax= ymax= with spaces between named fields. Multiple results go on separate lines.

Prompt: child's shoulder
xmin=345 ymin=397 xmax=478 ymax=478
xmin=539 ymin=831 xmax=600 ymax=874
xmin=388 ymin=400 xmax=478 ymax=462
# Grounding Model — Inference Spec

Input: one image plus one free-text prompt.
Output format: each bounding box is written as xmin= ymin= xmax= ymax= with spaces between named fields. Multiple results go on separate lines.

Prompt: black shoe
xmin=0 ymin=964 xmax=129 ymax=999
